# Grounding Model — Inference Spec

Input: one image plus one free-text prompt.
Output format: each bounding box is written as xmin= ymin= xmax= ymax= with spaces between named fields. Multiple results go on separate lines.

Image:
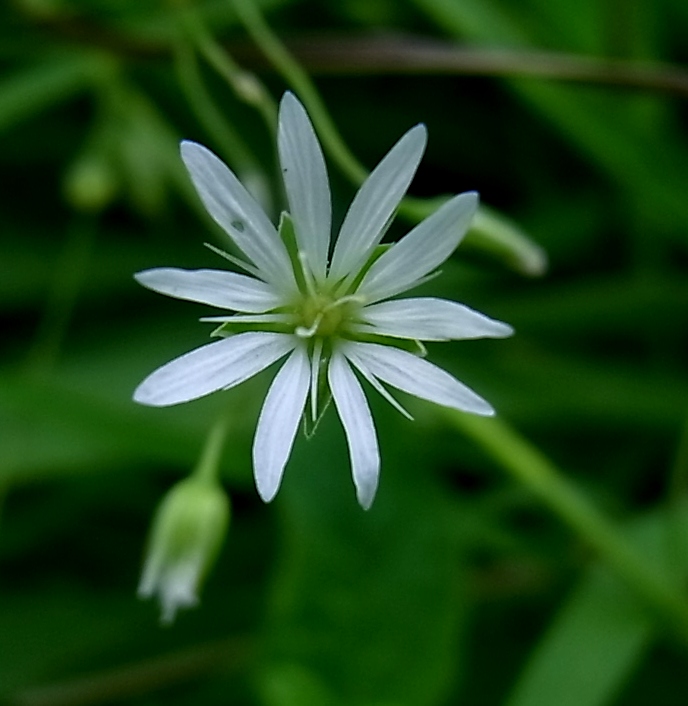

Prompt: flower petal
xmin=328 ymin=350 xmax=380 ymax=510
xmin=200 ymin=314 xmax=290 ymax=324
xmin=253 ymin=346 xmax=311 ymax=503
xmin=277 ymin=92 xmax=331 ymax=281
xmin=133 ymin=332 xmax=295 ymax=407
xmin=135 ymin=268 xmax=283 ymax=313
xmin=139 ymin=557 xmax=200 ymax=625
xmin=356 ymin=297 xmax=514 ymax=341
xmin=341 ymin=340 xmax=494 ymax=416
xmin=180 ymin=141 xmax=295 ymax=291
xmin=357 ymin=192 xmax=478 ymax=303
xmin=336 ymin=350 xmax=413 ymax=421
xmin=329 ymin=124 xmax=427 ymax=282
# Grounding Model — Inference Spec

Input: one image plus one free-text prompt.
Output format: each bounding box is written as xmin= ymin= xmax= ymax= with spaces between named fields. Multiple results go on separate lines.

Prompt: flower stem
xmin=448 ymin=410 xmax=688 ymax=643
xmin=174 ymin=0 xmax=276 ymax=134
xmin=192 ymin=415 xmax=231 ymax=485
xmin=173 ymin=37 xmax=258 ymax=174
xmin=230 ymin=0 xmax=546 ymax=277
xmin=231 ymin=0 xmax=367 ymax=185
xmin=25 ymin=214 xmax=96 ymax=375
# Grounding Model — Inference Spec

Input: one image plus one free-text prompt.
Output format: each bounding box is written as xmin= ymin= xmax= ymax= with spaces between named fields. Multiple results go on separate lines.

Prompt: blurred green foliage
xmin=1 ymin=0 xmax=688 ymax=704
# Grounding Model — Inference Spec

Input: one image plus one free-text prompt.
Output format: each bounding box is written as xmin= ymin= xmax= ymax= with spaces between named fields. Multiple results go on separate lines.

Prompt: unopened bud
xmin=138 ymin=477 xmax=230 ymax=624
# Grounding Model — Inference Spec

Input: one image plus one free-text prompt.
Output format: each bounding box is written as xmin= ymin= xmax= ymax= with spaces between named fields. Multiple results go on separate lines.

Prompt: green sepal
xmin=343 ymin=332 xmax=426 ymax=356
xmin=303 ymin=389 xmax=333 ymax=440
xmin=210 ymin=319 xmax=292 ymax=338
xmin=334 ymin=243 xmax=392 ymax=296
xmin=211 ymin=323 xmax=231 ymax=338
xmin=278 ymin=211 xmax=306 ymax=293
xmin=303 ymin=351 xmax=332 ymax=439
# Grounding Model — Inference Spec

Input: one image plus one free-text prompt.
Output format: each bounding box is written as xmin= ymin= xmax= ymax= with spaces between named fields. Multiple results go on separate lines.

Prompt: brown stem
xmin=9 ymin=636 xmax=254 ymax=706
xmin=13 ymin=1 xmax=688 ymax=100
xmin=271 ymin=33 xmax=688 ymax=98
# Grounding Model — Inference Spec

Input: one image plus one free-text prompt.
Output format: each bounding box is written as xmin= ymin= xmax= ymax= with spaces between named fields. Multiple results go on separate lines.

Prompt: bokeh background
xmin=2 ymin=0 xmax=688 ymax=704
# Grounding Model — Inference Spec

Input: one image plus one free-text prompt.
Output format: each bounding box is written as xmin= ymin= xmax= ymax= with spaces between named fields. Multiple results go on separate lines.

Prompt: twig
xmin=267 ymin=34 xmax=688 ymax=98
xmin=9 ymin=637 xmax=254 ymax=706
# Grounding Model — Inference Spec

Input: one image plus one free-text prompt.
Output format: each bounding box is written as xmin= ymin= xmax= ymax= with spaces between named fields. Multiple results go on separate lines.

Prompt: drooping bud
xmin=138 ymin=477 xmax=230 ymax=624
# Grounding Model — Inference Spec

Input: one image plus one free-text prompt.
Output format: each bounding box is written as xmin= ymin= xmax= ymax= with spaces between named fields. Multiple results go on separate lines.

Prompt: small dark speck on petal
xmin=231 ymin=220 xmax=245 ymax=232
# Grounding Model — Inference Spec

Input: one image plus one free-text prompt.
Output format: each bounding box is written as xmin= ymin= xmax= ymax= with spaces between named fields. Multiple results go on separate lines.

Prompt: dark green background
xmin=2 ymin=0 xmax=688 ymax=704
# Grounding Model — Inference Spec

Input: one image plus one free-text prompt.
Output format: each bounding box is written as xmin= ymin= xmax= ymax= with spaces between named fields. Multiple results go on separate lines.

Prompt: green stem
xmin=449 ymin=411 xmax=688 ymax=642
xmin=192 ymin=415 xmax=232 ymax=484
xmin=232 ymin=0 xmax=367 ymax=184
xmin=25 ymin=214 xmax=96 ymax=375
xmin=231 ymin=0 xmax=546 ymax=276
xmin=175 ymin=0 xmax=276 ymax=134
xmin=173 ymin=38 xmax=258 ymax=174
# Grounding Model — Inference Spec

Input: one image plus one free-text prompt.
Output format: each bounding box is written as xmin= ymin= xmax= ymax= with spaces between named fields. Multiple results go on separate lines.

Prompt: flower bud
xmin=138 ymin=477 xmax=230 ymax=624
xmin=63 ymin=150 xmax=118 ymax=213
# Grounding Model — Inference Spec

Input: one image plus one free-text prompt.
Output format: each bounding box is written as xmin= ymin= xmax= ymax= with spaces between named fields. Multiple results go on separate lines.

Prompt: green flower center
xmin=294 ymin=293 xmax=360 ymax=339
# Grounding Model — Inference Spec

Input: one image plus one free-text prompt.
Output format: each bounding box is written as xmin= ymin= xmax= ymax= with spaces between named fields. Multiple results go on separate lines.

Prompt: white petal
xmin=135 ymin=268 xmax=283 ymax=313
xmin=142 ymin=559 xmax=200 ymax=625
xmin=200 ymin=314 xmax=290 ymax=324
xmin=253 ymin=346 xmax=311 ymax=502
xmin=329 ymin=124 xmax=427 ymax=282
xmin=328 ymin=351 xmax=380 ymax=510
xmin=357 ymin=192 xmax=479 ymax=303
xmin=133 ymin=332 xmax=295 ymax=407
xmin=337 ymin=351 xmax=413 ymax=421
xmin=180 ymin=141 xmax=295 ymax=291
xmin=277 ymin=92 xmax=331 ymax=281
xmin=341 ymin=341 xmax=494 ymax=416
xmin=356 ymin=297 xmax=514 ymax=341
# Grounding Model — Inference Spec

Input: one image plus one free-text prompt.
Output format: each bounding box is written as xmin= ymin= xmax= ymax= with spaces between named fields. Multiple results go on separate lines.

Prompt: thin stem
xmin=398 ymin=196 xmax=548 ymax=277
xmin=25 ymin=215 xmax=96 ymax=375
xmin=9 ymin=636 xmax=253 ymax=706
xmin=268 ymin=34 xmax=688 ymax=98
xmin=174 ymin=0 xmax=276 ymax=134
xmin=173 ymin=38 xmax=258 ymax=173
xmin=231 ymin=0 xmax=367 ymax=184
xmin=192 ymin=415 xmax=232 ymax=484
xmin=231 ymin=0 xmax=546 ymax=277
xmin=19 ymin=0 xmax=688 ymax=102
xmin=448 ymin=411 xmax=688 ymax=643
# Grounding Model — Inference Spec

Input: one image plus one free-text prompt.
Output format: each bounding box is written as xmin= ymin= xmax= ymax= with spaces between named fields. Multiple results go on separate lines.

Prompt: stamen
xmin=321 ymin=294 xmax=364 ymax=314
xmin=295 ymin=312 xmax=323 ymax=338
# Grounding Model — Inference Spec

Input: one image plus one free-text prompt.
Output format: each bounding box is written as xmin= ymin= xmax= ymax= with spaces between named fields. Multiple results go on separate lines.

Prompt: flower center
xmin=294 ymin=294 xmax=360 ymax=339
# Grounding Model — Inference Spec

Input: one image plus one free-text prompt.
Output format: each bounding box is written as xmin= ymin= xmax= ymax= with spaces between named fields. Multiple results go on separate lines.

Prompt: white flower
xmin=134 ymin=92 xmax=513 ymax=509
